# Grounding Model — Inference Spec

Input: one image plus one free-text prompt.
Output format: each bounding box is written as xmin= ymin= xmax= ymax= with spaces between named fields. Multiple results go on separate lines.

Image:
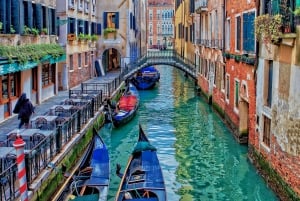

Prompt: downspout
xmin=254 ymin=0 xmax=261 ymax=96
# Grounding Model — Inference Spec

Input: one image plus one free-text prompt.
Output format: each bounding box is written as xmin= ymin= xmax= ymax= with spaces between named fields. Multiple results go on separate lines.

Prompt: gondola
xmin=115 ymin=124 xmax=166 ymax=201
xmin=67 ymin=128 xmax=110 ymax=201
xmin=109 ymin=83 xmax=139 ymax=127
xmin=131 ymin=66 xmax=160 ymax=90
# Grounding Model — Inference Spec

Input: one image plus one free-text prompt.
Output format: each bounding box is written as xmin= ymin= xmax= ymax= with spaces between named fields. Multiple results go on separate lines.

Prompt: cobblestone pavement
xmin=0 ymin=71 xmax=120 ymax=140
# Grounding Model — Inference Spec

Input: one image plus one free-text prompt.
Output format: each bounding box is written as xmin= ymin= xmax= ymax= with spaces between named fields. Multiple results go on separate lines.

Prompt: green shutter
xmin=297 ymin=0 xmax=300 ymax=7
xmin=272 ymin=0 xmax=280 ymax=14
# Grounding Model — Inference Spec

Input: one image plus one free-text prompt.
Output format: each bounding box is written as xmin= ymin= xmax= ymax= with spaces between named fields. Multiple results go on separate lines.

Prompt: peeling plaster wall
xmin=272 ymin=65 xmax=300 ymax=156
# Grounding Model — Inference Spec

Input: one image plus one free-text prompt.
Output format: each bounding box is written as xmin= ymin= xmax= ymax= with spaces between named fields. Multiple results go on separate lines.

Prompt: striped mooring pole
xmin=13 ymin=135 xmax=28 ymax=201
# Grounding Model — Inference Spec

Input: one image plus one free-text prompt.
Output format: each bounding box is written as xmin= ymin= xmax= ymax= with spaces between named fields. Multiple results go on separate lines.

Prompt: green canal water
xmin=100 ymin=66 xmax=278 ymax=201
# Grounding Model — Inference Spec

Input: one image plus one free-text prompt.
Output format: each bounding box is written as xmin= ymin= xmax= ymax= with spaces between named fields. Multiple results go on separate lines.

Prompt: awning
xmin=0 ymin=54 xmax=66 ymax=75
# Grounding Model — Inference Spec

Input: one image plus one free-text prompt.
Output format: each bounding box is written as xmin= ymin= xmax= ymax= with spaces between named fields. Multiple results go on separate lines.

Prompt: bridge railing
xmin=122 ymin=50 xmax=197 ymax=79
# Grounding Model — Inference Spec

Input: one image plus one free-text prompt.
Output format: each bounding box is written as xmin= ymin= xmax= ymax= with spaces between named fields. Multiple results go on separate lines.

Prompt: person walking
xmin=13 ymin=93 xmax=35 ymax=129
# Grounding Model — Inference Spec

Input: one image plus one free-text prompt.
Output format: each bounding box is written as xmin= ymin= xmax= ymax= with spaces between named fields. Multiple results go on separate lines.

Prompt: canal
xmin=99 ymin=66 xmax=278 ymax=200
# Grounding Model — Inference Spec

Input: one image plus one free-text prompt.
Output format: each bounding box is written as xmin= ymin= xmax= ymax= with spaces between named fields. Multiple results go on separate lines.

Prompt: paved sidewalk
xmin=0 ymin=71 xmax=120 ymax=140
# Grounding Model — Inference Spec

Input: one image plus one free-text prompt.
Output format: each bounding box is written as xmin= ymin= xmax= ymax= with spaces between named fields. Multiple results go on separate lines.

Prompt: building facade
xmin=147 ymin=0 xmax=175 ymax=50
xmin=0 ymin=0 xmax=65 ymax=122
xmin=56 ymin=0 xmax=98 ymax=89
xmin=191 ymin=0 xmax=300 ymax=199
xmin=253 ymin=0 xmax=300 ymax=197
xmin=96 ymin=0 xmax=145 ymax=71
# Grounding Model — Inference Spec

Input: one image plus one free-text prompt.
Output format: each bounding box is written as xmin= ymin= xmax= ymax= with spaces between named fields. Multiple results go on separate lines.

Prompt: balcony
xmin=195 ymin=0 xmax=208 ymax=13
xmin=195 ymin=39 xmax=223 ymax=49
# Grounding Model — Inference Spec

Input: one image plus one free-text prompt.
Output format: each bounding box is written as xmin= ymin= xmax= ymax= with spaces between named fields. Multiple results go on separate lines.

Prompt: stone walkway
xmin=0 ymin=71 xmax=120 ymax=140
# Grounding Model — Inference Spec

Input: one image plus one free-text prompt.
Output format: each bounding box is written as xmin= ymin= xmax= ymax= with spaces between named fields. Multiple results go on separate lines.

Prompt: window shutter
xmin=248 ymin=12 xmax=255 ymax=52
xmin=97 ymin=23 xmax=101 ymax=35
xmin=47 ymin=8 xmax=52 ymax=34
xmin=271 ymin=0 xmax=279 ymax=14
xmin=115 ymin=12 xmax=119 ymax=29
xmin=0 ymin=0 xmax=6 ymax=32
xmin=243 ymin=13 xmax=248 ymax=51
xmin=36 ymin=3 xmax=42 ymax=30
xmin=85 ymin=21 xmax=89 ymax=34
xmin=103 ymin=12 xmax=107 ymax=28
xmin=130 ymin=12 xmax=133 ymax=29
xmin=28 ymin=1 xmax=33 ymax=28
xmin=133 ymin=15 xmax=136 ymax=30
xmin=297 ymin=0 xmax=300 ymax=7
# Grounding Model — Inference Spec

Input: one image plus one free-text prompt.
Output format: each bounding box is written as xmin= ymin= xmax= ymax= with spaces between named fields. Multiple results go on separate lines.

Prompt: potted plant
xmin=10 ymin=25 xmax=16 ymax=34
xmin=255 ymin=14 xmax=283 ymax=45
xmin=31 ymin=28 xmax=39 ymax=36
xmin=23 ymin=25 xmax=31 ymax=35
xmin=78 ymin=33 xmax=86 ymax=41
xmin=41 ymin=28 xmax=48 ymax=35
xmin=91 ymin=34 xmax=98 ymax=42
xmin=103 ymin=27 xmax=117 ymax=39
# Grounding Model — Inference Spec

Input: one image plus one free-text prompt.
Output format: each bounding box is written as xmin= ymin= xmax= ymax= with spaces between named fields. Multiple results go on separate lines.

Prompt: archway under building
xmin=102 ymin=48 xmax=121 ymax=73
xmin=239 ymin=100 xmax=249 ymax=136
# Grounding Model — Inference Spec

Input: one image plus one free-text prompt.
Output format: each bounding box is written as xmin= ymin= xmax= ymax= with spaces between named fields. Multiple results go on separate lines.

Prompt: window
xmin=78 ymin=53 xmax=82 ymax=68
xmin=149 ymin=10 xmax=153 ymax=20
xmin=149 ymin=24 xmax=153 ymax=35
xmin=157 ymin=10 xmax=160 ymax=20
xmin=78 ymin=0 xmax=83 ymax=11
xmin=225 ymin=19 xmax=230 ymax=50
xmin=235 ymin=15 xmax=241 ymax=51
xmin=221 ymin=65 xmax=226 ymax=90
xmin=42 ymin=64 xmax=54 ymax=87
xmin=264 ymin=60 xmax=273 ymax=107
xmin=85 ymin=1 xmax=89 ymax=13
xmin=243 ymin=12 xmax=255 ymax=53
xmin=0 ymin=0 xmax=20 ymax=34
xmin=226 ymin=74 xmax=230 ymax=101
xmin=103 ymin=12 xmax=119 ymax=29
xmin=32 ymin=68 xmax=38 ymax=91
xmin=235 ymin=80 xmax=239 ymax=108
xmin=263 ymin=115 xmax=271 ymax=147
xmin=85 ymin=52 xmax=88 ymax=66
xmin=69 ymin=55 xmax=74 ymax=70
xmin=1 ymin=73 xmax=18 ymax=100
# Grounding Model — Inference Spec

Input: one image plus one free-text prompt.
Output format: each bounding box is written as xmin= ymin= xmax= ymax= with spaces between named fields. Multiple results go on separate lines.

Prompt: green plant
xmin=293 ymin=7 xmax=300 ymax=16
xmin=41 ymin=28 xmax=48 ymax=35
xmin=23 ymin=25 xmax=31 ymax=35
xmin=0 ymin=21 xmax=2 ymax=31
xmin=31 ymin=28 xmax=39 ymax=36
xmin=78 ymin=32 xmax=86 ymax=41
xmin=0 ymin=43 xmax=65 ymax=64
xmin=91 ymin=34 xmax=98 ymax=41
xmin=255 ymin=14 xmax=283 ymax=45
xmin=10 ymin=25 xmax=15 ymax=34
xmin=103 ymin=27 xmax=117 ymax=38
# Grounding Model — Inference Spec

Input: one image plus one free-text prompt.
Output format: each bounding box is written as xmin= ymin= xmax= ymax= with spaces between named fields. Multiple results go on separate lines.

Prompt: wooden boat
xmin=115 ymin=124 xmax=166 ymax=201
xmin=67 ymin=128 xmax=110 ymax=201
xmin=131 ymin=66 xmax=160 ymax=90
xmin=111 ymin=83 xmax=139 ymax=127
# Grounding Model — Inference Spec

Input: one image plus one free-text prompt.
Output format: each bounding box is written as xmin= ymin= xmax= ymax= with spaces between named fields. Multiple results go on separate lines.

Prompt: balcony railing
xmin=195 ymin=39 xmax=223 ymax=49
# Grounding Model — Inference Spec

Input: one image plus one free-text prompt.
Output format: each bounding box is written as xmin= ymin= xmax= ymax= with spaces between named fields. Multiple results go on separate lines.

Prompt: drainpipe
xmin=254 ymin=0 xmax=261 ymax=96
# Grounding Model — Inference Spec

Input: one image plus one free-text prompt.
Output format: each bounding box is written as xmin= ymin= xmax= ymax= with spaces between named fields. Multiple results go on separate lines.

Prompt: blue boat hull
xmin=115 ymin=125 xmax=166 ymax=201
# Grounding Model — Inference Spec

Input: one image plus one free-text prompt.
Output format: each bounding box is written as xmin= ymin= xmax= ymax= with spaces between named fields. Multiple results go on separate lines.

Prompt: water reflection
xmin=101 ymin=66 xmax=278 ymax=201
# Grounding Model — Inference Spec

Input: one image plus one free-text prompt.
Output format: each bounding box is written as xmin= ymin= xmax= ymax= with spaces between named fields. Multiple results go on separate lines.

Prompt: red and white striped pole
xmin=13 ymin=135 xmax=28 ymax=201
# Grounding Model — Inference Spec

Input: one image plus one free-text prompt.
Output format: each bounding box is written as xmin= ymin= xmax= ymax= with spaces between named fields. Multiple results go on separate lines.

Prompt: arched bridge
xmin=122 ymin=50 xmax=198 ymax=80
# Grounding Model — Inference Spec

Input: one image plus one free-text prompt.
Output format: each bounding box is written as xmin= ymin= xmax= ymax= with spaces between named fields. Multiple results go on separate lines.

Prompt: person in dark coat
xmin=14 ymin=93 xmax=35 ymax=129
